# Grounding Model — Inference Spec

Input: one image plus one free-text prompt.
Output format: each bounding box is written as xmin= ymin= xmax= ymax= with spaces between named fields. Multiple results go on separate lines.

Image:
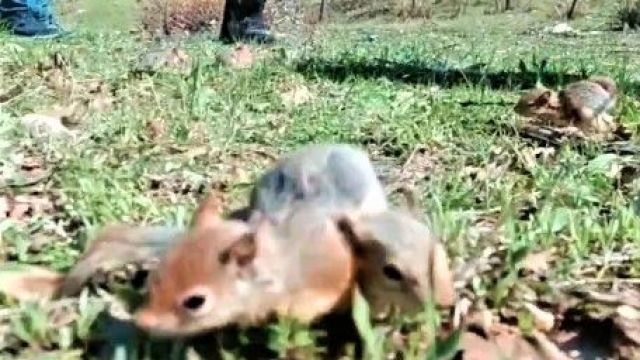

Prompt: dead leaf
xmin=20 ymin=113 xmax=77 ymax=141
xmin=0 ymin=264 xmax=63 ymax=302
xmin=146 ymin=118 xmax=166 ymax=140
xmin=43 ymin=68 xmax=74 ymax=97
xmin=615 ymin=305 xmax=640 ymax=345
xmin=4 ymin=194 xmax=56 ymax=223
xmin=0 ymin=84 xmax=23 ymax=104
xmin=460 ymin=327 xmax=549 ymax=360
xmin=8 ymin=201 xmax=30 ymax=220
xmin=523 ymin=303 xmax=555 ymax=333
xmin=529 ymin=331 xmax=571 ymax=360
xmin=0 ymin=197 xmax=8 ymax=220
xmin=166 ymin=47 xmax=189 ymax=67
xmin=280 ymin=84 xmax=313 ymax=108
xmin=521 ymin=250 xmax=554 ymax=278
xmin=218 ymin=44 xmax=254 ymax=70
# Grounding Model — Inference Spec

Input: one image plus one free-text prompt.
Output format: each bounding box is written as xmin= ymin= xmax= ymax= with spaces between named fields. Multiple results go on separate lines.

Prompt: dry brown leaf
xmin=460 ymin=327 xmax=546 ymax=360
xmin=43 ymin=68 xmax=74 ymax=97
xmin=20 ymin=113 xmax=77 ymax=141
xmin=520 ymin=147 xmax=556 ymax=170
xmin=0 ymin=265 xmax=63 ymax=302
xmin=218 ymin=44 xmax=254 ymax=70
xmin=521 ymin=249 xmax=555 ymax=277
xmin=523 ymin=303 xmax=555 ymax=333
xmin=5 ymin=156 xmax=52 ymax=188
xmin=0 ymin=197 xmax=8 ymax=220
xmin=615 ymin=305 xmax=640 ymax=345
xmin=166 ymin=48 xmax=189 ymax=67
xmin=4 ymin=194 xmax=56 ymax=223
xmin=146 ymin=118 xmax=166 ymax=140
xmin=280 ymin=84 xmax=314 ymax=108
xmin=8 ymin=201 xmax=30 ymax=220
xmin=529 ymin=331 xmax=572 ymax=360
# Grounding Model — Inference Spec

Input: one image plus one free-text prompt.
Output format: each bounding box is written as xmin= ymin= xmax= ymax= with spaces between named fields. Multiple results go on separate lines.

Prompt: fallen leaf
xmin=529 ymin=331 xmax=571 ymax=360
xmin=136 ymin=46 xmax=189 ymax=74
xmin=460 ymin=327 xmax=547 ymax=360
xmin=280 ymin=84 xmax=314 ymax=108
xmin=218 ymin=44 xmax=254 ymax=70
xmin=0 ymin=84 xmax=23 ymax=104
xmin=523 ymin=303 xmax=555 ymax=333
xmin=615 ymin=305 xmax=640 ymax=345
xmin=0 ymin=264 xmax=63 ymax=302
xmin=520 ymin=250 xmax=554 ymax=277
xmin=8 ymin=201 xmax=30 ymax=220
xmin=166 ymin=47 xmax=189 ymax=67
xmin=5 ymin=156 xmax=52 ymax=188
xmin=20 ymin=113 xmax=77 ymax=141
xmin=146 ymin=118 xmax=166 ymax=140
xmin=0 ymin=197 xmax=8 ymax=220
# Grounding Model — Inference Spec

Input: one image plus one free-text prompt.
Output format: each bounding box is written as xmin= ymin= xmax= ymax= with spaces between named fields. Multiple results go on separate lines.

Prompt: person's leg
xmin=220 ymin=0 xmax=272 ymax=44
xmin=0 ymin=0 xmax=65 ymax=37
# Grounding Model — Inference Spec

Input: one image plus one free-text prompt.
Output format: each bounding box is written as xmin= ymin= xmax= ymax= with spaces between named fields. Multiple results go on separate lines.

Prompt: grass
xmin=1 ymin=1 xmax=639 ymax=358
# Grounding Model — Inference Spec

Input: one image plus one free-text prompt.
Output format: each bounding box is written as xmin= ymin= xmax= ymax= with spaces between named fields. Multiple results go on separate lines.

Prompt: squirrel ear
xmin=530 ymin=90 xmax=552 ymax=107
xmin=334 ymin=215 xmax=368 ymax=257
xmin=429 ymin=243 xmax=455 ymax=307
xmin=192 ymin=193 xmax=223 ymax=230
xmin=219 ymin=233 xmax=257 ymax=267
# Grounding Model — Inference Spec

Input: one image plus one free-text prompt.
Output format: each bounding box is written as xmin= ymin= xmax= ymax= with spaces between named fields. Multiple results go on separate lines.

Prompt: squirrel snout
xmin=135 ymin=309 xmax=170 ymax=331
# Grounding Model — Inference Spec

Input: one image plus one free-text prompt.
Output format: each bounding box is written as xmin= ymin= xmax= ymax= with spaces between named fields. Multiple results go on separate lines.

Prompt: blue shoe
xmin=0 ymin=0 xmax=66 ymax=38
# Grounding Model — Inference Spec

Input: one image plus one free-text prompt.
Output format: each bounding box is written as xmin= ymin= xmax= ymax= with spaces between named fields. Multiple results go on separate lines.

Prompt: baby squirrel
xmin=134 ymin=195 xmax=357 ymax=336
xmin=237 ymin=143 xmax=454 ymax=314
xmin=58 ymin=144 xmax=389 ymax=296
xmin=514 ymin=76 xmax=617 ymax=133
xmin=234 ymin=143 xmax=389 ymax=223
xmin=58 ymin=144 xmax=455 ymax=335
xmin=134 ymin=196 xmax=455 ymax=336
xmin=336 ymin=210 xmax=455 ymax=318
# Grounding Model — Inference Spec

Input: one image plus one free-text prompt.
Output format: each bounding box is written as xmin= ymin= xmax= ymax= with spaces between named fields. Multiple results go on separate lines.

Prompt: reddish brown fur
xmin=135 ymin=196 xmax=356 ymax=336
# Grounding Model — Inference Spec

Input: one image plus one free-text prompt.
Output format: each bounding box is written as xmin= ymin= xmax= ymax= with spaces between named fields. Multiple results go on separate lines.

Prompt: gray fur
xmin=247 ymin=144 xmax=388 ymax=222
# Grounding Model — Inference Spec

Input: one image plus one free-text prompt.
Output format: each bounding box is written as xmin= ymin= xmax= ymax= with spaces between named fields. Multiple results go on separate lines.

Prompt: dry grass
xmin=141 ymin=0 xmax=225 ymax=35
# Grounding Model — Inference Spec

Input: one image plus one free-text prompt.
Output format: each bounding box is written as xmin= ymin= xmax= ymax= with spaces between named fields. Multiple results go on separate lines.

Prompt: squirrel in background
xmin=514 ymin=75 xmax=618 ymax=134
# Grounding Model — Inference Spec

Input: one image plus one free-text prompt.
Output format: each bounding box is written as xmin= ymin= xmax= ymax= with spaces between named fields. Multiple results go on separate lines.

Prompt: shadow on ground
xmin=295 ymin=57 xmax=640 ymax=96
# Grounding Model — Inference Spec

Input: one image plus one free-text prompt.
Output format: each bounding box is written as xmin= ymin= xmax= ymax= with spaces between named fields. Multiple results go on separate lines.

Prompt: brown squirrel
xmin=514 ymin=76 xmax=617 ymax=134
xmin=336 ymin=210 xmax=455 ymax=317
xmin=134 ymin=196 xmax=357 ymax=336
xmin=134 ymin=194 xmax=454 ymax=336
xmin=59 ymin=144 xmax=455 ymax=335
xmin=58 ymin=144 xmax=389 ymax=296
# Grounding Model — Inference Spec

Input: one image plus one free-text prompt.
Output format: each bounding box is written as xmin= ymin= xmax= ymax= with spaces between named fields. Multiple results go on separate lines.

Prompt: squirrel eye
xmin=382 ymin=264 xmax=404 ymax=282
xmin=181 ymin=294 xmax=207 ymax=312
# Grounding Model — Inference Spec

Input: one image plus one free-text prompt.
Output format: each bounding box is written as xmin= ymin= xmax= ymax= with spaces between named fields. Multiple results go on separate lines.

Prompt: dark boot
xmin=0 ymin=0 xmax=66 ymax=38
xmin=220 ymin=0 xmax=273 ymax=44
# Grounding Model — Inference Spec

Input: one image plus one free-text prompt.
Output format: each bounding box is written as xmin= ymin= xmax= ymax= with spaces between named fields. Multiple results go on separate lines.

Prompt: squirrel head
xmin=135 ymin=195 xmax=280 ymax=336
xmin=335 ymin=211 xmax=455 ymax=318
xmin=514 ymin=87 xmax=559 ymax=117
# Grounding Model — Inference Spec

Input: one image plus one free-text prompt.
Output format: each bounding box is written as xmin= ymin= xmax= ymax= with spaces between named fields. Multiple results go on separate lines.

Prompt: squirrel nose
xmin=135 ymin=310 xmax=161 ymax=330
